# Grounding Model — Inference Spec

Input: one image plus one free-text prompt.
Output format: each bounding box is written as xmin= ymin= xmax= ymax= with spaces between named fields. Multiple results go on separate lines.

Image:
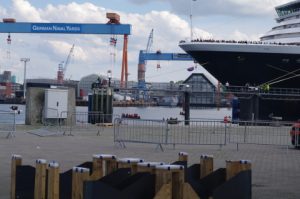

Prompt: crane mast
xmin=57 ymin=44 xmax=75 ymax=84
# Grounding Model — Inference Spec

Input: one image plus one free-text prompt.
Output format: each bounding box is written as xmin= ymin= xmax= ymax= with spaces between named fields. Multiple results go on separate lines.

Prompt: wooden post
xmin=155 ymin=165 xmax=185 ymax=199
xmin=226 ymin=160 xmax=251 ymax=180
xmin=91 ymin=155 xmax=104 ymax=180
xmin=200 ymin=154 xmax=214 ymax=179
xmin=11 ymin=154 xmax=22 ymax=199
xmin=99 ymin=154 xmax=117 ymax=176
xmin=117 ymin=158 xmax=144 ymax=175
xmin=137 ymin=162 xmax=164 ymax=174
xmin=178 ymin=152 xmax=188 ymax=162
xmin=34 ymin=159 xmax=47 ymax=199
xmin=72 ymin=167 xmax=90 ymax=199
xmin=47 ymin=162 xmax=60 ymax=199
xmin=91 ymin=154 xmax=117 ymax=180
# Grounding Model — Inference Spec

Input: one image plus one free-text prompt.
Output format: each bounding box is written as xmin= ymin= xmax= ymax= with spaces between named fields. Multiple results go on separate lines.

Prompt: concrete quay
xmin=0 ymin=125 xmax=299 ymax=199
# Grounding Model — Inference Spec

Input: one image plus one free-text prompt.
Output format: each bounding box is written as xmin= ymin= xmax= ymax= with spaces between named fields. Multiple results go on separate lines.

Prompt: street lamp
xmin=190 ymin=0 xmax=197 ymax=41
xmin=20 ymin=58 xmax=30 ymax=99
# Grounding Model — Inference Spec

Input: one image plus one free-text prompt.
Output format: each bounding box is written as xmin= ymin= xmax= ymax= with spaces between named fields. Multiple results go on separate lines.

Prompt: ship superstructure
xmin=179 ymin=0 xmax=300 ymax=88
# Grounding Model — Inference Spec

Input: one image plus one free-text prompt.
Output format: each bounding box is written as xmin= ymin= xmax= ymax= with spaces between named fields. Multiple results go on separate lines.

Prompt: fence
xmin=0 ymin=111 xmax=17 ymax=138
xmin=60 ymin=111 xmax=120 ymax=136
xmin=114 ymin=118 xmax=227 ymax=150
xmin=114 ymin=118 xmax=297 ymax=150
xmin=228 ymin=121 xmax=294 ymax=150
xmin=114 ymin=118 xmax=166 ymax=150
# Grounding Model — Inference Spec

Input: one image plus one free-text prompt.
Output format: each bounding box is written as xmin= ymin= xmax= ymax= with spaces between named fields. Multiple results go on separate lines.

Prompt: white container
xmin=44 ymin=89 xmax=68 ymax=118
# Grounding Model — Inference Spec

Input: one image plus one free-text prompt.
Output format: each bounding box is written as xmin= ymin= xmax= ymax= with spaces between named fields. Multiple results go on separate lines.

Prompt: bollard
xmin=155 ymin=165 xmax=185 ymax=199
xmin=34 ymin=159 xmax=47 ymax=199
xmin=72 ymin=167 xmax=90 ymax=199
xmin=47 ymin=162 xmax=60 ymax=199
xmin=226 ymin=160 xmax=251 ymax=180
xmin=117 ymin=158 xmax=144 ymax=175
xmin=137 ymin=162 xmax=164 ymax=174
xmin=178 ymin=152 xmax=188 ymax=162
xmin=200 ymin=154 xmax=214 ymax=179
xmin=11 ymin=155 xmax=22 ymax=199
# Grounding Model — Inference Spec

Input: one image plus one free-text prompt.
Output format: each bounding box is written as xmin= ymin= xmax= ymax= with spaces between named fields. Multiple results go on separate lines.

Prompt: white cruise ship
xmin=261 ymin=0 xmax=300 ymax=44
xmin=179 ymin=0 xmax=300 ymax=88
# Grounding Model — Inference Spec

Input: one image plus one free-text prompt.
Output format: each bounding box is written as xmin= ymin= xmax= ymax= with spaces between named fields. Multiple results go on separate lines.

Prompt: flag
xmin=110 ymin=37 xmax=117 ymax=46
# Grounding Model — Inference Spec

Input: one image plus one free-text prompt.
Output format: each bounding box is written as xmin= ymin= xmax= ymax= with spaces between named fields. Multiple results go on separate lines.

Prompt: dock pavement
xmin=0 ymin=125 xmax=299 ymax=199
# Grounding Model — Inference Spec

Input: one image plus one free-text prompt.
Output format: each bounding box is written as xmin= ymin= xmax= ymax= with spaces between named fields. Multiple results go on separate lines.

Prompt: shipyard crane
xmin=137 ymin=50 xmax=194 ymax=100
xmin=145 ymin=29 xmax=154 ymax=66
xmin=57 ymin=44 xmax=75 ymax=84
xmin=0 ymin=14 xmax=131 ymax=87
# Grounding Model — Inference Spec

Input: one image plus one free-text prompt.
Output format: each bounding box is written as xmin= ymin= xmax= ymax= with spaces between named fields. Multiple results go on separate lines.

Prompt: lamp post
xmin=190 ymin=0 xmax=197 ymax=41
xmin=20 ymin=58 xmax=30 ymax=99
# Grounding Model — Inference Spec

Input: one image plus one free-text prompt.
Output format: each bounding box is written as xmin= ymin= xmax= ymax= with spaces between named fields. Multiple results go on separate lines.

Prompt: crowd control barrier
xmin=114 ymin=118 xmax=296 ymax=150
xmin=0 ymin=110 xmax=17 ymax=138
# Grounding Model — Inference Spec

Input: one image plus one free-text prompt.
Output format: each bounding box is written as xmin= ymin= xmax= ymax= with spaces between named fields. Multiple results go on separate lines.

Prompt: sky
xmin=0 ymin=0 xmax=292 ymax=84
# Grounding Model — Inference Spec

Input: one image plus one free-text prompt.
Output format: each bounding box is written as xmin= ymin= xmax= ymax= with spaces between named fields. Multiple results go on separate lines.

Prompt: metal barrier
xmin=114 ymin=118 xmax=167 ymax=150
xmin=0 ymin=111 xmax=17 ymax=138
xmin=166 ymin=120 xmax=227 ymax=148
xmin=114 ymin=118 xmax=227 ymax=150
xmin=114 ymin=118 xmax=297 ymax=151
xmin=228 ymin=121 xmax=293 ymax=150
xmin=41 ymin=108 xmax=61 ymax=135
xmin=61 ymin=112 xmax=119 ymax=136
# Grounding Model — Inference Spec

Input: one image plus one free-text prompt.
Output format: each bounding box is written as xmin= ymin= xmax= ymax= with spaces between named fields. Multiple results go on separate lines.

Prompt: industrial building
xmin=182 ymin=73 xmax=216 ymax=107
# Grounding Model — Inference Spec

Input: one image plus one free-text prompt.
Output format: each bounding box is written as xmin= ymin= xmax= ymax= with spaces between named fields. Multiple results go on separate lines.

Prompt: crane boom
xmin=144 ymin=29 xmax=153 ymax=67
xmin=63 ymin=44 xmax=75 ymax=74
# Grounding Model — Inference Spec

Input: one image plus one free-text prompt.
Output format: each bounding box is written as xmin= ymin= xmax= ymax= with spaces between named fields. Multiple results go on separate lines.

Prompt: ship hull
xmin=180 ymin=44 xmax=300 ymax=88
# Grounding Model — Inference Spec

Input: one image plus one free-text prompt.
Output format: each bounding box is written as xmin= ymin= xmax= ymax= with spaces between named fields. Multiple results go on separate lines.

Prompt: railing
xmin=0 ymin=111 xmax=17 ymax=138
xmin=114 ymin=118 xmax=227 ymax=151
xmin=114 ymin=118 xmax=297 ymax=151
xmin=228 ymin=121 xmax=294 ymax=150
xmin=60 ymin=111 xmax=120 ymax=136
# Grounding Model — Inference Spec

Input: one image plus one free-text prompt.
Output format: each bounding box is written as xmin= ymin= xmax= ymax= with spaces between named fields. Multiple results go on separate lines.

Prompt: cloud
xmin=4 ymin=1 xmax=213 ymax=82
xmin=0 ymin=5 xmax=7 ymax=16
xmin=12 ymin=0 xmax=43 ymax=21
xmin=128 ymin=0 xmax=292 ymax=17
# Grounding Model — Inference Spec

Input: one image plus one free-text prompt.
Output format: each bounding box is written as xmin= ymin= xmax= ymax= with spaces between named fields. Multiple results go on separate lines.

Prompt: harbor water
xmin=0 ymin=104 xmax=231 ymax=124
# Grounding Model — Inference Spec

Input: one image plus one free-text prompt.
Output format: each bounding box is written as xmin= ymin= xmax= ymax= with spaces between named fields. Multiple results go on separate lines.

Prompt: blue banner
xmin=31 ymin=23 xmax=82 ymax=33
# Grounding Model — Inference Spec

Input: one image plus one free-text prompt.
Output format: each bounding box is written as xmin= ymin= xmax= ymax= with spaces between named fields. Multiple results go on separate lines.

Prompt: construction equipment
xmin=0 ymin=14 xmax=131 ymax=87
xmin=57 ymin=44 xmax=75 ymax=84
xmin=138 ymin=29 xmax=154 ymax=89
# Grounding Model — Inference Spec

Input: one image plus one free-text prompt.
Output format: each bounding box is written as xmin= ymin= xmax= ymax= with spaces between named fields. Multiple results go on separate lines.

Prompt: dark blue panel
xmin=0 ymin=22 xmax=131 ymax=35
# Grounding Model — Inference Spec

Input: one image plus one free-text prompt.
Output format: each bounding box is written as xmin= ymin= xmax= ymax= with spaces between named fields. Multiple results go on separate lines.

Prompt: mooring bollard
xmin=117 ymin=158 xmax=144 ymax=175
xmin=11 ymin=155 xmax=22 ymax=199
xmin=155 ymin=165 xmax=185 ymax=199
xmin=47 ymin=162 xmax=60 ymax=199
xmin=91 ymin=154 xmax=117 ymax=180
xmin=226 ymin=160 xmax=252 ymax=180
xmin=200 ymin=154 xmax=214 ymax=179
xmin=137 ymin=162 xmax=164 ymax=174
xmin=34 ymin=159 xmax=47 ymax=199
xmin=178 ymin=152 xmax=188 ymax=162
xmin=72 ymin=167 xmax=90 ymax=199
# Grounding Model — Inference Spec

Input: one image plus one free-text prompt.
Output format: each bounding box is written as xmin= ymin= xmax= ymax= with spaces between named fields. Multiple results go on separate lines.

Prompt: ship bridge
xmin=276 ymin=0 xmax=300 ymax=20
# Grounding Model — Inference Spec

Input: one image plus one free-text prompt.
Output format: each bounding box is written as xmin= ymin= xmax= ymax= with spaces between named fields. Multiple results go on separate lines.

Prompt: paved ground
xmin=0 ymin=125 xmax=299 ymax=199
